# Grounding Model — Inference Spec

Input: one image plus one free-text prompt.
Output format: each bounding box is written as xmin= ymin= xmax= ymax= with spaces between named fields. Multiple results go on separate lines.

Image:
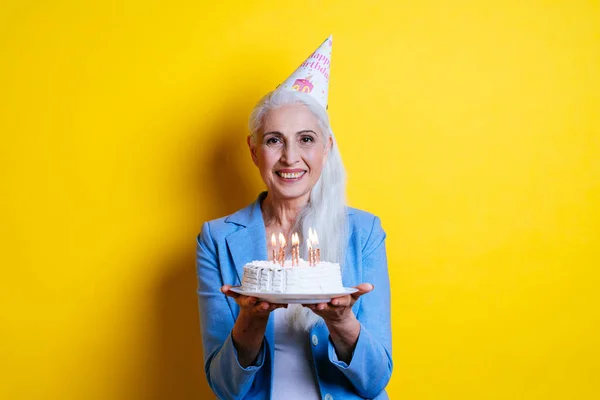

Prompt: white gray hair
xmin=249 ymin=89 xmax=348 ymax=330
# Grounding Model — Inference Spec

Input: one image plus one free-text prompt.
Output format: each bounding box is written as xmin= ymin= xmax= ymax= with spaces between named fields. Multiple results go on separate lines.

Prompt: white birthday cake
xmin=241 ymin=259 xmax=344 ymax=293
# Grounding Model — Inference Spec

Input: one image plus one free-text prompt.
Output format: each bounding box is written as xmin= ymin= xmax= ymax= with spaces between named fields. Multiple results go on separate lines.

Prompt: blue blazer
xmin=196 ymin=194 xmax=392 ymax=399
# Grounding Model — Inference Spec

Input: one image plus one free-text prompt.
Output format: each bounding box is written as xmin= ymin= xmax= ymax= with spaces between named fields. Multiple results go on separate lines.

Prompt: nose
xmin=281 ymin=141 xmax=300 ymax=165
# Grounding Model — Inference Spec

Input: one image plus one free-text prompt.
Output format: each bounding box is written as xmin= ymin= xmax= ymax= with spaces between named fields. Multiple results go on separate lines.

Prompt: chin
xmin=271 ymin=186 xmax=312 ymax=201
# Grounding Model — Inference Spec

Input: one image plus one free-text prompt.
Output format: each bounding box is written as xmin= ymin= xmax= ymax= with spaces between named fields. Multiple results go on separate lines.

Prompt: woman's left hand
xmin=304 ymin=283 xmax=374 ymax=363
xmin=304 ymin=282 xmax=374 ymax=324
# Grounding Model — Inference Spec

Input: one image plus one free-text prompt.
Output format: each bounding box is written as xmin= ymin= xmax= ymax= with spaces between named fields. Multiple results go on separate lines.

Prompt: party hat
xmin=277 ymin=35 xmax=333 ymax=109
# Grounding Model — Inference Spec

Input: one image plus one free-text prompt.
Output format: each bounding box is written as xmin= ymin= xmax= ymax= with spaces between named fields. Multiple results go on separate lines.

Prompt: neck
xmin=261 ymin=192 xmax=308 ymax=234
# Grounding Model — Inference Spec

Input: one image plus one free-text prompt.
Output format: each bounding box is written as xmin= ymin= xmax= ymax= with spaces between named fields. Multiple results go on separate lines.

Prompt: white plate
xmin=229 ymin=286 xmax=358 ymax=304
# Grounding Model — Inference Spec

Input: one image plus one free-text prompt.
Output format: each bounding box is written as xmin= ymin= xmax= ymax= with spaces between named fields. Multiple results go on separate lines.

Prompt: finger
xmin=330 ymin=295 xmax=352 ymax=307
xmin=316 ymin=302 xmax=327 ymax=311
xmin=240 ymin=296 xmax=258 ymax=307
xmin=256 ymin=301 xmax=270 ymax=311
xmin=351 ymin=283 xmax=374 ymax=300
xmin=221 ymin=285 xmax=239 ymax=299
xmin=259 ymin=302 xmax=285 ymax=312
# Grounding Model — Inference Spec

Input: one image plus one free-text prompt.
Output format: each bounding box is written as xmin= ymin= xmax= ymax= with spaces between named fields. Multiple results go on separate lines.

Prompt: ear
xmin=247 ymin=135 xmax=259 ymax=167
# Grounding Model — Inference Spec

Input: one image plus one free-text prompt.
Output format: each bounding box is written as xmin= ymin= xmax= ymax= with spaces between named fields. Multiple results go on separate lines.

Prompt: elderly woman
xmin=196 ymin=38 xmax=391 ymax=400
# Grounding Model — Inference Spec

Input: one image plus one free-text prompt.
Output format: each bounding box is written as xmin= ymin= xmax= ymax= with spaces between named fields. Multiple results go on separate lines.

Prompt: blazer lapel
xmin=225 ymin=224 xmax=267 ymax=285
xmin=224 ymin=194 xmax=268 ymax=286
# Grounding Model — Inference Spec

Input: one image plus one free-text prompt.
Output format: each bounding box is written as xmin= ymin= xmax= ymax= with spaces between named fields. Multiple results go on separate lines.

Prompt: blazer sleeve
xmin=196 ymin=221 xmax=267 ymax=400
xmin=327 ymin=216 xmax=393 ymax=398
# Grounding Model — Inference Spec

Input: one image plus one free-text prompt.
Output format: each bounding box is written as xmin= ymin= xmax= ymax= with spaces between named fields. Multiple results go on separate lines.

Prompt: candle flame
xmin=271 ymin=233 xmax=276 ymax=247
xmin=279 ymin=232 xmax=286 ymax=247
xmin=306 ymin=238 xmax=312 ymax=250
xmin=292 ymin=232 xmax=299 ymax=246
xmin=313 ymin=231 xmax=319 ymax=247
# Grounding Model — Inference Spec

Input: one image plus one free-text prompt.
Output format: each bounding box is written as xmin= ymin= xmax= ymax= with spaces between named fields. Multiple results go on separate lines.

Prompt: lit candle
xmin=291 ymin=233 xmax=299 ymax=266
xmin=271 ymin=233 xmax=277 ymax=264
xmin=308 ymin=228 xmax=316 ymax=265
xmin=313 ymin=231 xmax=320 ymax=263
xmin=297 ymin=233 xmax=301 ymax=265
xmin=278 ymin=233 xmax=286 ymax=266
xmin=306 ymin=238 xmax=313 ymax=266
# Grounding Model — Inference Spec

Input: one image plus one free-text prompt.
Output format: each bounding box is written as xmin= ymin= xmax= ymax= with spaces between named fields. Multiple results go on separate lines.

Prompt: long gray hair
xmin=249 ymin=90 xmax=348 ymax=330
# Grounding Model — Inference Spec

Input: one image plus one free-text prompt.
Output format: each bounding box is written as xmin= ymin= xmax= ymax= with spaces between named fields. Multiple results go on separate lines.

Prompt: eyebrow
xmin=263 ymin=130 xmax=317 ymax=136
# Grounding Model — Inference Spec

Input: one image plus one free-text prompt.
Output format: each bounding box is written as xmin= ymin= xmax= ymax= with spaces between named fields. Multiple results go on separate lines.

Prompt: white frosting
xmin=241 ymin=258 xmax=344 ymax=293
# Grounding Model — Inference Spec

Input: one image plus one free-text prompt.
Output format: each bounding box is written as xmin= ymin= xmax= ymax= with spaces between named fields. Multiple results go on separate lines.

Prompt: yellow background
xmin=1 ymin=1 xmax=599 ymax=399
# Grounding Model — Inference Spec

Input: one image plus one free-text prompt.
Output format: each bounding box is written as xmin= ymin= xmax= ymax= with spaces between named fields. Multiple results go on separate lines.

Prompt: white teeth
xmin=279 ymin=171 xmax=304 ymax=179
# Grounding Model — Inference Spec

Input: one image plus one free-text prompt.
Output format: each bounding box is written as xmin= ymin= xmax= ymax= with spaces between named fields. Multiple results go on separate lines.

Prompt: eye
xmin=300 ymin=136 xmax=314 ymax=143
xmin=265 ymin=137 xmax=282 ymax=145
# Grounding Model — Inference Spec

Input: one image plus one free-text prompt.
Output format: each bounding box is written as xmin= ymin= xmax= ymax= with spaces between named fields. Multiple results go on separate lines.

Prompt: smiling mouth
xmin=276 ymin=171 xmax=306 ymax=179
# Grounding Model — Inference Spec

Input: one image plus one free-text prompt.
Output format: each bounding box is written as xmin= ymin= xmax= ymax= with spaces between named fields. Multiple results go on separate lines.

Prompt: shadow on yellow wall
xmin=147 ymin=104 xmax=259 ymax=399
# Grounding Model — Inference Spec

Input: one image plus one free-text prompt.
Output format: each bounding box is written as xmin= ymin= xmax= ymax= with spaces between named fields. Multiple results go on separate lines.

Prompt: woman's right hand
xmin=221 ymin=285 xmax=287 ymax=318
xmin=221 ymin=285 xmax=285 ymax=367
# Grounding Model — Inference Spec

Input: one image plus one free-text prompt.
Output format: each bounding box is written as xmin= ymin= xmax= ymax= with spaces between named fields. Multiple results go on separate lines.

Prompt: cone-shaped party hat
xmin=277 ymin=35 xmax=333 ymax=109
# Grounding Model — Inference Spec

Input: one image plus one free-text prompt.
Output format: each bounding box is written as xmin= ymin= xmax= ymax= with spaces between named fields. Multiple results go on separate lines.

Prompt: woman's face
xmin=248 ymin=103 xmax=331 ymax=203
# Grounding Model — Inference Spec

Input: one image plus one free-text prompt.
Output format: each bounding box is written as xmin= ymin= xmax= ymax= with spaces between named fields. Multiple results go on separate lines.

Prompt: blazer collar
xmin=224 ymin=191 xmax=267 ymax=229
